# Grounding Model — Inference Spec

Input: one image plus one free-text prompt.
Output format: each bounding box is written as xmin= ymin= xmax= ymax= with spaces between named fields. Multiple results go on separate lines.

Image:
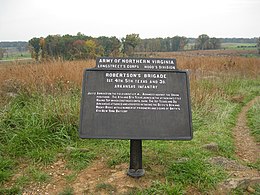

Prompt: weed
xmin=66 ymin=150 xmax=95 ymax=171
xmin=15 ymin=175 xmax=30 ymax=187
xmin=14 ymin=166 xmax=50 ymax=188
xmin=0 ymin=187 xmax=21 ymax=195
xmin=58 ymin=187 xmax=74 ymax=195
xmin=95 ymin=182 xmax=116 ymax=193
xmin=0 ymin=156 xmax=15 ymax=184
xmin=104 ymin=140 xmax=130 ymax=167
xmin=65 ymin=172 xmax=77 ymax=182
xmin=247 ymin=98 xmax=260 ymax=142
xmin=27 ymin=166 xmax=50 ymax=183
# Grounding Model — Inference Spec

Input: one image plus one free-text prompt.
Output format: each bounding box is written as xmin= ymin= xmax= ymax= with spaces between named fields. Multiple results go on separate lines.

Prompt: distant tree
xmin=110 ymin=36 xmax=121 ymax=57
xmin=122 ymin=33 xmax=141 ymax=56
xmin=85 ymin=39 xmax=103 ymax=59
xmin=209 ymin=37 xmax=221 ymax=49
xmin=39 ymin=37 xmax=46 ymax=59
xmin=171 ymin=36 xmax=187 ymax=51
xmin=0 ymin=48 xmax=6 ymax=60
xmin=195 ymin=34 xmax=210 ymax=50
xmin=61 ymin=34 xmax=75 ymax=60
xmin=135 ymin=36 xmax=188 ymax=52
xmin=97 ymin=36 xmax=121 ymax=57
xmin=179 ymin=36 xmax=189 ymax=50
xmin=71 ymin=40 xmax=87 ymax=59
xmin=44 ymin=35 xmax=65 ymax=59
xmin=257 ymin=37 xmax=260 ymax=54
xmin=29 ymin=37 xmax=41 ymax=61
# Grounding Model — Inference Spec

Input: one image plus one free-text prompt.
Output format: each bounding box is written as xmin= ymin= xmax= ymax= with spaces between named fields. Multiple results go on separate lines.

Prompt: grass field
xmin=221 ymin=42 xmax=257 ymax=50
xmin=0 ymin=51 xmax=31 ymax=61
xmin=0 ymin=50 xmax=259 ymax=194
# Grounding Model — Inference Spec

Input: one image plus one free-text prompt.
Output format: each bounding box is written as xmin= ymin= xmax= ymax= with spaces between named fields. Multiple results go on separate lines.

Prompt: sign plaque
xmin=79 ymin=57 xmax=192 ymax=140
xmin=79 ymin=57 xmax=192 ymax=177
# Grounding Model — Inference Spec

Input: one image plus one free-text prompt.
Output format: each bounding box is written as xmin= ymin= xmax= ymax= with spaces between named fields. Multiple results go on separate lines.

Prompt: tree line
xmin=28 ymin=33 xmax=224 ymax=61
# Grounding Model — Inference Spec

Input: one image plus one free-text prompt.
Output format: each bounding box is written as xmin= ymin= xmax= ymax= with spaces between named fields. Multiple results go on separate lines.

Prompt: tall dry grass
xmin=156 ymin=52 xmax=260 ymax=111
xmin=0 ymin=60 xmax=95 ymax=94
xmin=157 ymin=52 xmax=260 ymax=77
xmin=0 ymin=53 xmax=259 ymax=108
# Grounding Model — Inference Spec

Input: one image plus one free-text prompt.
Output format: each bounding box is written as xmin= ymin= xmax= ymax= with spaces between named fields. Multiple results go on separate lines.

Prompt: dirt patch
xmin=24 ymin=159 xmax=72 ymax=195
xmin=233 ymin=96 xmax=260 ymax=163
xmin=71 ymin=160 xmax=158 ymax=194
xmin=13 ymin=157 xmax=162 ymax=194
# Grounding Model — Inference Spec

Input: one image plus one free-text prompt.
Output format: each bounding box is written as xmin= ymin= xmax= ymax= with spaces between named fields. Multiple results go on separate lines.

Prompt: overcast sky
xmin=0 ymin=0 xmax=259 ymax=41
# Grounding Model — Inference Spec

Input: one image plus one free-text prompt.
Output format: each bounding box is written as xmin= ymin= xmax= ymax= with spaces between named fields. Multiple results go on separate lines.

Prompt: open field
xmin=221 ymin=43 xmax=257 ymax=50
xmin=0 ymin=51 xmax=31 ymax=61
xmin=0 ymin=50 xmax=259 ymax=194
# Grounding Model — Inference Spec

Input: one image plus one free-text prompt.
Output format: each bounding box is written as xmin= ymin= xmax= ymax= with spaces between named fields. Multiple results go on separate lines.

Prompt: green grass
xmin=134 ymin=181 xmax=184 ymax=195
xmin=0 ymin=92 xmax=80 ymax=158
xmin=166 ymin=158 xmax=226 ymax=191
xmin=95 ymin=182 xmax=117 ymax=193
xmin=247 ymin=98 xmax=260 ymax=142
xmin=0 ymin=156 xmax=15 ymax=184
xmin=221 ymin=43 xmax=257 ymax=50
xmin=15 ymin=166 xmax=50 ymax=187
xmin=0 ymin=75 xmax=259 ymax=193
xmin=1 ymin=51 xmax=31 ymax=61
xmin=246 ymin=98 xmax=260 ymax=171
xmin=66 ymin=150 xmax=95 ymax=171
xmin=0 ymin=187 xmax=21 ymax=195
xmin=58 ymin=187 xmax=74 ymax=195
xmin=231 ymin=183 xmax=260 ymax=194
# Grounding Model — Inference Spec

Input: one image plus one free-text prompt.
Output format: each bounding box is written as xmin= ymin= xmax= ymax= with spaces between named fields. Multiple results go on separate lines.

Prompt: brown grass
xmin=0 ymin=51 xmax=259 ymax=107
xmin=157 ymin=53 xmax=260 ymax=77
xmin=0 ymin=60 xmax=95 ymax=94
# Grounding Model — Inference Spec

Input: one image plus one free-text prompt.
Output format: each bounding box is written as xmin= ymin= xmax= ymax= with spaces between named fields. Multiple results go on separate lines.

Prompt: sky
xmin=0 ymin=0 xmax=259 ymax=41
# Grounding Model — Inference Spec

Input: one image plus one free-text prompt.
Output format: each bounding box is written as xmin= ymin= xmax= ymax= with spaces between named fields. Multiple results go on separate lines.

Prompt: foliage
xmin=97 ymin=36 xmax=121 ymax=57
xmin=122 ymin=33 xmax=141 ymax=56
xmin=135 ymin=36 xmax=188 ymax=52
xmin=195 ymin=34 xmax=221 ymax=50
xmin=29 ymin=37 xmax=41 ymax=61
xmin=28 ymin=33 xmax=121 ymax=61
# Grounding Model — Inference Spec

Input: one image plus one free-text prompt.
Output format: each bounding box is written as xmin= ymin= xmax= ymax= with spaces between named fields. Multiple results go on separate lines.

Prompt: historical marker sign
xmin=79 ymin=57 xmax=192 ymax=140
xmin=96 ymin=57 xmax=177 ymax=71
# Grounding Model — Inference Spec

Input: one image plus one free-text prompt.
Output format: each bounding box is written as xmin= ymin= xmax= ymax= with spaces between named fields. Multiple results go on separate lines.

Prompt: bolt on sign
xmin=79 ymin=57 xmax=192 ymax=140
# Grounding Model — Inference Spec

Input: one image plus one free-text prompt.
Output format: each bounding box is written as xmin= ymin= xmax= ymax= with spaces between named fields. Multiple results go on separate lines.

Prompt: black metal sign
xmin=79 ymin=57 xmax=192 ymax=140
xmin=96 ymin=57 xmax=177 ymax=71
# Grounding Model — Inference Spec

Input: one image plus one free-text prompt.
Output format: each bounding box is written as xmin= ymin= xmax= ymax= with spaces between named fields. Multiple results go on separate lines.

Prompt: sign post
xmin=128 ymin=140 xmax=144 ymax=178
xmin=79 ymin=57 xmax=192 ymax=177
